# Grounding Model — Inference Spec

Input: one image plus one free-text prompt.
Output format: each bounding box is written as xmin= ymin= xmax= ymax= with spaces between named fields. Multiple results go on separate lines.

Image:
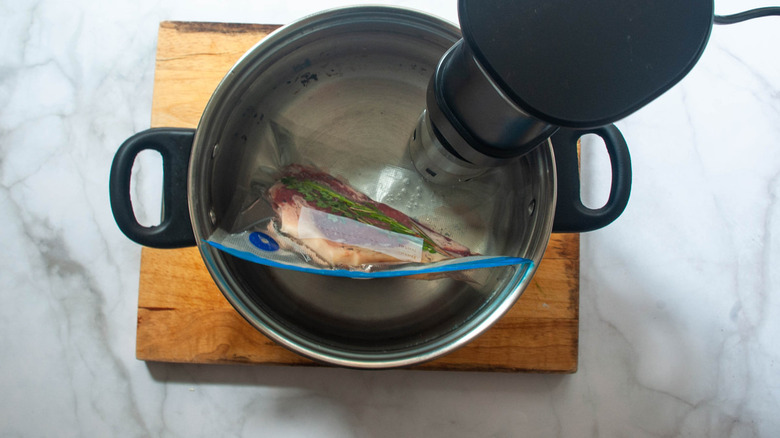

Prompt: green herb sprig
xmin=281 ymin=176 xmax=439 ymax=254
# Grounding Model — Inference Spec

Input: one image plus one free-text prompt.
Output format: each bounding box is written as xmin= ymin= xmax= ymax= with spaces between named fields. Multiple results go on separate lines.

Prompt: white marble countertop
xmin=2 ymin=0 xmax=779 ymax=436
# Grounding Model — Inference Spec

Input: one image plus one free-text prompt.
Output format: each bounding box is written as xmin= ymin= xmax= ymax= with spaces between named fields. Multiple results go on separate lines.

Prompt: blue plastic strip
xmin=204 ymin=240 xmax=533 ymax=279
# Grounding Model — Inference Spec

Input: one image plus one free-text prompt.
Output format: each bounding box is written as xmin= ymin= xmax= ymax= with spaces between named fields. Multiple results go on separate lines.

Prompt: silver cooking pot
xmin=109 ymin=7 xmax=631 ymax=368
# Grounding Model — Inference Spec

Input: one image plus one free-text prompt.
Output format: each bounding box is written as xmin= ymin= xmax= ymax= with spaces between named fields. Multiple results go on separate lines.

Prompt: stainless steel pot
xmin=110 ymin=7 xmax=631 ymax=368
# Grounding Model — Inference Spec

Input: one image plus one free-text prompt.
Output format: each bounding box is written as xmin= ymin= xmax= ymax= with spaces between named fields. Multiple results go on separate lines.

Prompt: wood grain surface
xmin=136 ymin=21 xmax=579 ymax=372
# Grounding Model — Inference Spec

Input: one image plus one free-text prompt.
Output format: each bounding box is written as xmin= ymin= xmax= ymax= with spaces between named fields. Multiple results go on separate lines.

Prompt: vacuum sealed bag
xmin=205 ymin=119 xmax=533 ymax=279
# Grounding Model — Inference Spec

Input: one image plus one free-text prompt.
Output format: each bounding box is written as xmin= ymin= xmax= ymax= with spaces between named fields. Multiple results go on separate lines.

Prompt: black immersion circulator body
xmin=428 ymin=0 xmax=714 ymax=163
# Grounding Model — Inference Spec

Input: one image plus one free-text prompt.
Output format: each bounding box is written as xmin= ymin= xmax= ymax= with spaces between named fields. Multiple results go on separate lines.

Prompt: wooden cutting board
xmin=136 ymin=21 xmax=579 ymax=372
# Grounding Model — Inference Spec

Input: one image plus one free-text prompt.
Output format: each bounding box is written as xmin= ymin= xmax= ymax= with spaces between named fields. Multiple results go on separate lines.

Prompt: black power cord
xmin=714 ymin=6 xmax=780 ymax=24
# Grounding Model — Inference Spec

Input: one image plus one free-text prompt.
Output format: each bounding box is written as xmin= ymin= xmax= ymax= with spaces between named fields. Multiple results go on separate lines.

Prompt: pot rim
xmin=187 ymin=5 xmax=557 ymax=369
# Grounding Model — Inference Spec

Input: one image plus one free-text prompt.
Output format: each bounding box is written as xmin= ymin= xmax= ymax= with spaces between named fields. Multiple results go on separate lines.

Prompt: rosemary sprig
xmin=280 ymin=176 xmax=439 ymax=254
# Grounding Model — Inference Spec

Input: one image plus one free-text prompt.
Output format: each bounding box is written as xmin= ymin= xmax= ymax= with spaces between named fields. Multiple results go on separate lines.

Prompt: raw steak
xmin=266 ymin=164 xmax=473 ymax=268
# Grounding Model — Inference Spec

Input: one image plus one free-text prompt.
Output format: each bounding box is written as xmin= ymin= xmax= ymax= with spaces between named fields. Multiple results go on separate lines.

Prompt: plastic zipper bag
xmin=204 ymin=119 xmax=533 ymax=280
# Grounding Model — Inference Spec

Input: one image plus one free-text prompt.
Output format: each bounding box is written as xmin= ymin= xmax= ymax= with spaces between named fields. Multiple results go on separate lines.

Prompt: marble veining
xmin=1 ymin=0 xmax=779 ymax=436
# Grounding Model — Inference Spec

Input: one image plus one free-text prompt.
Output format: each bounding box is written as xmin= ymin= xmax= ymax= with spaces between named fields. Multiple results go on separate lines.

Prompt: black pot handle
xmin=109 ymin=128 xmax=197 ymax=248
xmin=551 ymin=124 xmax=632 ymax=233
